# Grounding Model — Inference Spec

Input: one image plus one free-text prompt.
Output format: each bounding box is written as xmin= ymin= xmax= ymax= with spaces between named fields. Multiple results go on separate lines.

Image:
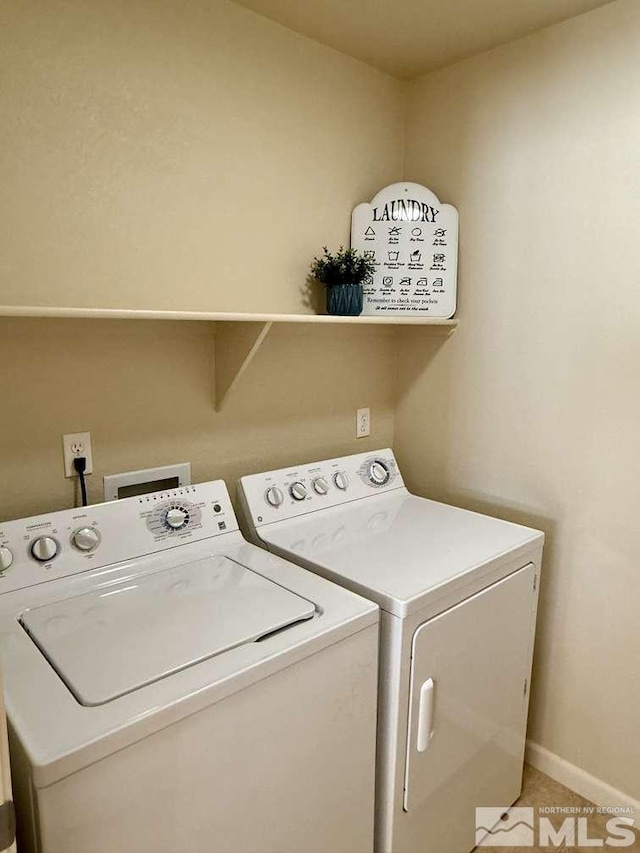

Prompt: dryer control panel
xmin=239 ymin=448 xmax=406 ymax=528
xmin=0 ymin=480 xmax=239 ymax=594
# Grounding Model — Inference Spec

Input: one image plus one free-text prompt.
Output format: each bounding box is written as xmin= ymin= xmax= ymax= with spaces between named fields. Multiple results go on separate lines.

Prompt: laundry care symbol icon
xmin=411 ymin=227 xmax=422 ymax=237
xmin=388 ymin=226 xmax=401 ymax=237
xmin=365 ymin=226 xmax=375 ymax=236
xmin=410 ymin=250 xmax=422 ymax=262
xmin=388 ymin=251 xmax=400 ymax=262
xmin=476 ymin=808 xmax=535 ymax=847
xmin=434 ymin=228 xmax=447 ymax=238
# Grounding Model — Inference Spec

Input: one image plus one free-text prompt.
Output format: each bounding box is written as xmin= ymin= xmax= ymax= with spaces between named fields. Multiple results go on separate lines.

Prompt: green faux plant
xmin=310 ymin=246 xmax=376 ymax=286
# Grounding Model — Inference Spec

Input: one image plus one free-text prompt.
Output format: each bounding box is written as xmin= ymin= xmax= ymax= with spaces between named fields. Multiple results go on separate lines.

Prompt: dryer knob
xmin=265 ymin=487 xmax=284 ymax=508
xmin=289 ymin=482 xmax=308 ymax=502
xmin=369 ymin=460 xmax=390 ymax=486
xmin=312 ymin=477 xmax=329 ymax=495
xmin=333 ymin=472 xmax=349 ymax=491
xmin=0 ymin=547 xmax=14 ymax=572
xmin=72 ymin=527 xmax=101 ymax=552
xmin=31 ymin=536 xmax=59 ymax=563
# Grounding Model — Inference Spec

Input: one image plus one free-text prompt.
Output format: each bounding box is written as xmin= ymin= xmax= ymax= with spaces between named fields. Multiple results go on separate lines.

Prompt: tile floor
xmin=476 ymin=765 xmax=639 ymax=852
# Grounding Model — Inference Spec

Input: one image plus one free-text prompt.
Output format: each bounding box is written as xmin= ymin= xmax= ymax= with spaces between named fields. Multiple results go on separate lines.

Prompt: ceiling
xmin=231 ymin=0 xmax=615 ymax=79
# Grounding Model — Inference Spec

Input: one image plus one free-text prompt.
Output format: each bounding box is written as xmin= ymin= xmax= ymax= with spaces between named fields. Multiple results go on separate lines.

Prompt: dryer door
xmin=402 ymin=564 xmax=537 ymax=853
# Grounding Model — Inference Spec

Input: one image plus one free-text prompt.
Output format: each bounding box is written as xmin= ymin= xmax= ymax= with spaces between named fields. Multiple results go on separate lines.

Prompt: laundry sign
xmin=351 ymin=182 xmax=458 ymax=317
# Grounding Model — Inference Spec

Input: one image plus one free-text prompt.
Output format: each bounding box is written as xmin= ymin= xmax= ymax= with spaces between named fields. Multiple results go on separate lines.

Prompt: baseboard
xmin=526 ymin=740 xmax=640 ymax=815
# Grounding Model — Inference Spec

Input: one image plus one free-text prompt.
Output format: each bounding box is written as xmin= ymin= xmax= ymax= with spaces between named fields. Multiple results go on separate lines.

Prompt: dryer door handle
xmin=416 ymin=677 xmax=435 ymax=752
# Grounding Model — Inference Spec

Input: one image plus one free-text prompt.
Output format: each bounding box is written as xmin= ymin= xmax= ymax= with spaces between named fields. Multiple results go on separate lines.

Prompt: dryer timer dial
xmin=368 ymin=460 xmax=391 ymax=486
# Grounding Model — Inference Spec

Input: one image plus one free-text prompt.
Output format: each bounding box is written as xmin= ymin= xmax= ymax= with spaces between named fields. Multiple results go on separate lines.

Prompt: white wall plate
xmin=103 ymin=463 xmax=191 ymax=501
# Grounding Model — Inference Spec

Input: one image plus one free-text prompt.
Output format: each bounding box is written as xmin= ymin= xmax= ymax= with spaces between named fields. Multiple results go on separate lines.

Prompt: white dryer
xmin=238 ymin=449 xmax=544 ymax=853
xmin=0 ymin=480 xmax=379 ymax=853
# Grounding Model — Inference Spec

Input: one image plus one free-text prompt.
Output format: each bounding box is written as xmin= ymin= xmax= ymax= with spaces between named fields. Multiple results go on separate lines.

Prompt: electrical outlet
xmin=356 ymin=407 xmax=371 ymax=439
xmin=62 ymin=432 xmax=93 ymax=478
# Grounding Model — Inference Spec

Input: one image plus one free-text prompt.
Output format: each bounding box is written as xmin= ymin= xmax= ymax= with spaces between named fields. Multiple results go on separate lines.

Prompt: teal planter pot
xmin=326 ymin=283 xmax=363 ymax=317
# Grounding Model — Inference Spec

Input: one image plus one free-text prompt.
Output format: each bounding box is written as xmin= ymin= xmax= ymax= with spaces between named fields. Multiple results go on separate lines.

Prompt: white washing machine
xmin=238 ymin=449 xmax=544 ymax=853
xmin=0 ymin=479 xmax=379 ymax=853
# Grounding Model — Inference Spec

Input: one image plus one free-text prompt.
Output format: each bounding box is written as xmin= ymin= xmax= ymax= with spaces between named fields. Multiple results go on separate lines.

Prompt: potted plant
xmin=310 ymin=246 xmax=376 ymax=316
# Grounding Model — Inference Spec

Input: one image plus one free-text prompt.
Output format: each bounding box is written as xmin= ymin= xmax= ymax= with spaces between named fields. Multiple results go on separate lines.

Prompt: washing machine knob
xmin=165 ymin=508 xmax=188 ymax=529
xmin=369 ymin=460 xmax=390 ymax=486
xmin=0 ymin=547 xmax=14 ymax=572
xmin=289 ymin=482 xmax=307 ymax=502
xmin=265 ymin=487 xmax=284 ymax=508
xmin=333 ymin=472 xmax=349 ymax=491
xmin=31 ymin=536 xmax=59 ymax=563
xmin=72 ymin=527 xmax=101 ymax=552
xmin=312 ymin=477 xmax=329 ymax=495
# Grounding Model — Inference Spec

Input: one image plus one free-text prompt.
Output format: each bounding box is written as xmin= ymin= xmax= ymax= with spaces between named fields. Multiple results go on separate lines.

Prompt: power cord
xmin=73 ymin=456 xmax=88 ymax=507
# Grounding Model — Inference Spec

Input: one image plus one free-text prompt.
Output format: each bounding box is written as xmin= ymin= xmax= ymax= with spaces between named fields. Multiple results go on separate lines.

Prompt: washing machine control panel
xmin=239 ymin=448 xmax=404 ymax=528
xmin=0 ymin=480 xmax=239 ymax=594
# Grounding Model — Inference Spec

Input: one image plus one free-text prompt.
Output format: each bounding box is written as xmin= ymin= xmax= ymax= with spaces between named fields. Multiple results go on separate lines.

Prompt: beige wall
xmin=0 ymin=318 xmax=395 ymax=520
xmin=0 ymin=0 xmax=402 ymax=313
xmin=399 ymin=0 xmax=640 ymax=800
xmin=0 ymin=3 xmax=401 ymax=513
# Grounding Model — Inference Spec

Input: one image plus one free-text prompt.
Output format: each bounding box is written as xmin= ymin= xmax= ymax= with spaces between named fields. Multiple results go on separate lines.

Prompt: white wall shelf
xmin=0 ymin=306 xmax=458 ymax=410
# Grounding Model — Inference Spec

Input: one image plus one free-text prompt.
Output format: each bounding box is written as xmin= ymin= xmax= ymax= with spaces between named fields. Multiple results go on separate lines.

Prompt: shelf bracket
xmin=214 ymin=321 xmax=273 ymax=411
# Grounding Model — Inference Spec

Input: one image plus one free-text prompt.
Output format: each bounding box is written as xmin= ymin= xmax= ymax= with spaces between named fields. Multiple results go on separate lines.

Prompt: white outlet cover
xmin=356 ymin=408 xmax=371 ymax=439
xmin=62 ymin=432 xmax=93 ymax=478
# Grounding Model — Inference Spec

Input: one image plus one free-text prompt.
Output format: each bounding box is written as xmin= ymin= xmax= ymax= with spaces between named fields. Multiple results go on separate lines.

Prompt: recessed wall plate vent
xmin=103 ymin=463 xmax=191 ymax=501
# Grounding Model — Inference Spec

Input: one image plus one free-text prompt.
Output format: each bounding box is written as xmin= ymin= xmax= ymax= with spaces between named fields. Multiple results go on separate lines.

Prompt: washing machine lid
xmin=20 ymin=554 xmax=315 ymax=706
xmin=259 ymin=493 xmax=543 ymax=618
